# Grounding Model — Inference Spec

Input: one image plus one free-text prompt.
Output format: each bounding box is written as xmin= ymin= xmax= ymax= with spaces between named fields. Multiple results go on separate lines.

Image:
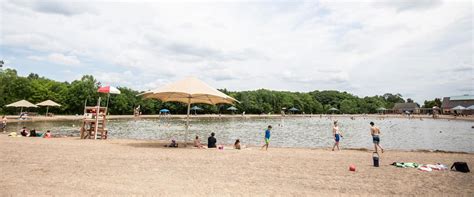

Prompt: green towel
xmin=392 ymin=162 xmax=419 ymax=168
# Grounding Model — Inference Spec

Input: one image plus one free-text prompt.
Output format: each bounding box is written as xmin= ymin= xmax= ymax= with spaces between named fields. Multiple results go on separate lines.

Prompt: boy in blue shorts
xmin=261 ymin=125 xmax=272 ymax=151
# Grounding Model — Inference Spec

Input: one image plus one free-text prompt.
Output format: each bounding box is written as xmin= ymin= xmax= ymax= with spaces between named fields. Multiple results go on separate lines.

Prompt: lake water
xmin=5 ymin=116 xmax=474 ymax=152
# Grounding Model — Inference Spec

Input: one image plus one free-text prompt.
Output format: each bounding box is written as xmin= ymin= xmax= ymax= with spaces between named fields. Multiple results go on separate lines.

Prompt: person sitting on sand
xmin=20 ymin=127 xmax=29 ymax=137
xmin=1 ymin=115 xmax=7 ymax=133
xmin=208 ymin=132 xmax=217 ymax=148
xmin=332 ymin=121 xmax=343 ymax=151
xmin=194 ymin=136 xmax=205 ymax=148
xmin=29 ymin=129 xmax=37 ymax=137
xmin=234 ymin=139 xmax=241 ymax=150
xmin=370 ymin=122 xmax=384 ymax=153
xmin=43 ymin=130 xmax=52 ymax=138
xmin=164 ymin=139 xmax=178 ymax=147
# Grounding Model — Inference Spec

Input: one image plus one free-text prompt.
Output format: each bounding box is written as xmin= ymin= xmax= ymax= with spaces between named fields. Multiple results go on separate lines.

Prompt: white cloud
xmin=47 ymin=53 xmax=80 ymax=65
xmin=1 ymin=0 xmax=472 ymax=102
xmin=26 ymin=53 xmax=81 ymax=66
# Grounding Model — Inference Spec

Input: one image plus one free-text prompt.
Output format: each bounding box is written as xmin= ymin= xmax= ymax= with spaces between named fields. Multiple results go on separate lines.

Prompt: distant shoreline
xmin=4 ymin=113 xmax=474 ymax=123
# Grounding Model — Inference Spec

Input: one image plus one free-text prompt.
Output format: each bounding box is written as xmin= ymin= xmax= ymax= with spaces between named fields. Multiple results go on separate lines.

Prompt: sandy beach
xmin=0 ymin=135 xmax=472 ymax=196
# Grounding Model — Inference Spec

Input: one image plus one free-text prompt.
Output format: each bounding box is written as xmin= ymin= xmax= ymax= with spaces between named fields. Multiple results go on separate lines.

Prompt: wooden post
xmin=185 ymin=97 xmax=191 ymax=147
xmin=94 ymin=97 xmax=101 ymax=140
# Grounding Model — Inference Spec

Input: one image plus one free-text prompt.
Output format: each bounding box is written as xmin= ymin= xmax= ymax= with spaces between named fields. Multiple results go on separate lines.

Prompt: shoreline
xmin=3 ymin=134 xmax=472 ymax=154
xmin=4 ymin=113 xmax=474 ymax=123
xmin=1 ymin=135 xmax=472 ymax=195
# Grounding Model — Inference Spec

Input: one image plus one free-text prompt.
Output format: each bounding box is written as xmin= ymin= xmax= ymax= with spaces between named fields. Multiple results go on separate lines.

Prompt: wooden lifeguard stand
xmin=80 ymin=104 xmax=108 ymax=140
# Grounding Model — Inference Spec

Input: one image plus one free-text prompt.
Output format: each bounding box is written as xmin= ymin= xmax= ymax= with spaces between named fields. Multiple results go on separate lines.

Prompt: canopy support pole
xmin=46 ymin=106 xmax=49 ymax=117
xmin=185 ymin=97 xmax=191 ymax=147
xmin=106 ymin=93 xmax=110 ymax=114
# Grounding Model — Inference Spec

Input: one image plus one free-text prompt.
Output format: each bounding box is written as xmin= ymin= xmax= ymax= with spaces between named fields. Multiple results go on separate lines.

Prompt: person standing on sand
xmin=1 ymin=115 xmax=7 ymax=133
xmin=261 ymin=125 xmax=271 ymax=150
xmin=332 ymin=121 xmax=343 ymax=151
xmin=370 ymin=122 xmax=384 ymax=153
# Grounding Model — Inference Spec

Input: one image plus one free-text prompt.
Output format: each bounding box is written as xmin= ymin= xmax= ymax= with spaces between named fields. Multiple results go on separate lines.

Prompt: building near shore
xmin=441 ymin=95 xmax=474 ymax=115
xmin=392 ymin=103 xmax=419 ymax=114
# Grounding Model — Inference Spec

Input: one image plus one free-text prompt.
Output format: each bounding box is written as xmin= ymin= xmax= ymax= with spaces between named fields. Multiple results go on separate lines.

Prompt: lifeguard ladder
xmin=80 ymin=105 xmax=108 ymax=140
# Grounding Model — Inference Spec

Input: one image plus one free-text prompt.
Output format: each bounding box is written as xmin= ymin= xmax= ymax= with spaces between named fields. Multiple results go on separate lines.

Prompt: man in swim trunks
xmin=370 ymin=122 xmax=384 ymax=153
xmin=261 ymin=125 xmax=271 ymax=151
xmin=332 ymin=121 xmax=343 ymax=151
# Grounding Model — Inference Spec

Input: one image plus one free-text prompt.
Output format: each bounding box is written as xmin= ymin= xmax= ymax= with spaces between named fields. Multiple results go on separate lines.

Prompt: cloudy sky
xmin=1 ymin=0 xmax=472 ymax=102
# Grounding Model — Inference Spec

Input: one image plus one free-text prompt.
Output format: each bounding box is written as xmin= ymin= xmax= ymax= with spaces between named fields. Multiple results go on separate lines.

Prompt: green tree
xmin=340 ymin=99 xmax=358 ymax=114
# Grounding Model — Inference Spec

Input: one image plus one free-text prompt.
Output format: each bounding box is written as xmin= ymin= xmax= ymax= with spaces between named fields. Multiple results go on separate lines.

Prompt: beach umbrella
xmin=97 ymin=86 xmax=121 ymax=111
xmin=227 ymin=106 xmax=238 ymax=111
xmin=36 ymin=100 xmax=61 ymax=116
xmin=6 ymin=100 xmax=38 ymax=114
xmin=376 ymin=107 xmax=387 ymax=111
xmin=227 ymin=106 xmax=238 ymax=115
xmin=466 ymin=105 xmax=474 ymax=110
xmin=159 ymin=109 xmax=170 ymax=114
xmin=191 ymin=106 xmax=202 ymax=111
xmin=289 ymin=107 xmax=299 ymax=111
xmin=97 ymin=86 xmax=121 ymax=94
xmin=191 ymin=106 xmax=202 ymax=115
xmin=451 ymin=105 xmax=466 ymax=110
xmin=328 ymin=107 xmax=339 ymax=114
xmin=140 ymin=77 xmax=238 ymax=146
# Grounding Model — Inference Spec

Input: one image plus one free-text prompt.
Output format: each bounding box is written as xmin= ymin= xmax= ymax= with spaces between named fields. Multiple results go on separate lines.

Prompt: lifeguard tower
xmin=80 ymin=105 xmax=108 ymax=139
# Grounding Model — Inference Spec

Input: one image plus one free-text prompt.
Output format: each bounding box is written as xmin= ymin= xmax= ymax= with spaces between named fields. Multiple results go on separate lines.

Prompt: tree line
xmin=0 ymin=68 xmax=438 ymax=115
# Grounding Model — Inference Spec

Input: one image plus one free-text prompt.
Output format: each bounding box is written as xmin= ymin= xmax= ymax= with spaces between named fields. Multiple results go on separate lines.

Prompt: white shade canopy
xmin=467 ymin=105 xmax=474 ymax=110
xmin=6 ymin=100 xmax=38 ymax=108
xmin=141 ymin=77 xmax=238 ymax=105
xmin=452 ymin=105 xmax=466 ymax=110
xmin=36 ymin=100 xmax=61 ymax=107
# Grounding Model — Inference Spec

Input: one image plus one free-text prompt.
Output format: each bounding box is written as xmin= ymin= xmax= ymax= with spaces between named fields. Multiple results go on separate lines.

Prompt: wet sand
xmin=0 ymin=135 xmax=472 ymax=196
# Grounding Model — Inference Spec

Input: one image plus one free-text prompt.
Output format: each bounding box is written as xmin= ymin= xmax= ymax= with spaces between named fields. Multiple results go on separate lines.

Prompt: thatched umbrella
xmin=140 ymin=77 xmax=238 ymax=146
xmin=6 ymin=100 xmax=38 ymax=115
xmin=36 ymin=100 xmax=61 ymax=116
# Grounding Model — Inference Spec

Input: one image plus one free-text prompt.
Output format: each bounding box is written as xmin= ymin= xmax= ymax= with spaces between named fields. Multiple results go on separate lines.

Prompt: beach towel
xmin=391 ymin=162 xmax=419 ymax=168
xmin=418 ymin=164 xmax=448 ymax=172
xmin=418 ymin=166 xmax=432 ymax=172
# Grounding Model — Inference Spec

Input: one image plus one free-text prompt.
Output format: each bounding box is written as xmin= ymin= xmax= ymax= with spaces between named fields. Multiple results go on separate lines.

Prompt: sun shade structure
xmin=227 ymin=106 xmax=238 ymax=111
xmin=191 ymin=106 xmax=202 ymax=110
xmin=159 ymin=109 xmax=170 ymax=113
xmin=191 ymin=106 xmax=202 ymax=115
xmin=141 ymin=77 xmax=238 ymax=146
xmin=467 ymin=105 xmax=474 ymax=110
xmin=97 ymin=86 xmax=121 ymax=94
xmin=98 ymin=86 xmax=121 ymax=110
xmin=36 ymin=100 xmax=61 ymax=116
xmin=289 ymin=107 xmax=299 ymax=111
xmin=141 ymin=77 xmax=237 ymax=105
xmin=376 ymin=107 xmax=387 ymax=111
xmin=451 ymin=105 xmax=466 ymax=110
xmin=328 ymin=107 xmax=339 ymax=111
xmin=6 ymin=100 xmax=38 ymax=115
